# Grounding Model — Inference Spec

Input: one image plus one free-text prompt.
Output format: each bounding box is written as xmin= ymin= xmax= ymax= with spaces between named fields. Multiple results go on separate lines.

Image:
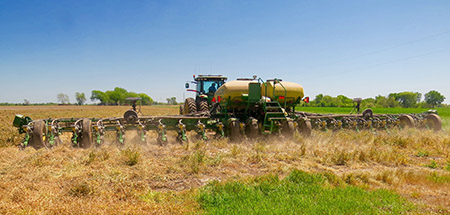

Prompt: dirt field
xmin=0 ymin=106 xmax=449 ymax=214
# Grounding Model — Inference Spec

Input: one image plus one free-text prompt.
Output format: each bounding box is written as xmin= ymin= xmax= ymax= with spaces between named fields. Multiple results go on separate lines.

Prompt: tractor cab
xmin=182 ymin=75 xmax=227 ymax=114
xmin=193 ymin=75 xmax=227 ymax=102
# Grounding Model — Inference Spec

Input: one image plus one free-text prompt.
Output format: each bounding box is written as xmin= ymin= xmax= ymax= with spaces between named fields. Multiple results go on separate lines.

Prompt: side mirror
xmin=185 ymin=83 xmax=189 ymax=88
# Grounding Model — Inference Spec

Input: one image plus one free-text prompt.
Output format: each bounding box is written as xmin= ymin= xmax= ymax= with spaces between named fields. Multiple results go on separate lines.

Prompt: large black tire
xmin=198 ymin=100 xmax=209 ymax=112
xmin=184 ymin=98 xmax=197 ymax=114
xmin=425 ymin=114 xmax=442 ymax=131
xmin=79 ymin=118 xmax=93 ymax=148
xmin=399 ymin=115 xmax=415 ymax=129
xmin=30 ymin=120 xmax=46 ymax=149
xmin=297 ymin=119 xmax=312 ymax=137
xmin=229 ymin=120 xmax=241 ymax=142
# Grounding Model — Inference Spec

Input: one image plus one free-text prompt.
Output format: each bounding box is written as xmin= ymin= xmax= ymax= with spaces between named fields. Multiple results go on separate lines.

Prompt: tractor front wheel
xmin=184 ymin=98 xmax=197 ymax=114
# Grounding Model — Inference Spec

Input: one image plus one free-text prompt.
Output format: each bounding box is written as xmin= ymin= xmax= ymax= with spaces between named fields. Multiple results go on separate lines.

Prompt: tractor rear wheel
xmin=198 ymin=100 xmax=209 ymax=112
xmin=79 ymin=118 xmax=93 ymax=148
xmin=425 ymin=114 xmax=442 ymax=131
xmin=297 ymin=119 xmax=312 ymax=137
xmin=30 ymin=120 xmax=46 ymax=149
xmin=184 ymin=98 xmax=197 ymax=114
xmin=399 ymin=115 xmax=415 ymax=128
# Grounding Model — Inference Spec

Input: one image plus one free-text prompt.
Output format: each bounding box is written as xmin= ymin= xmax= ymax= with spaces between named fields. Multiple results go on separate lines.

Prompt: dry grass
xmin=0 ymin=105 xmax=449 ymax=214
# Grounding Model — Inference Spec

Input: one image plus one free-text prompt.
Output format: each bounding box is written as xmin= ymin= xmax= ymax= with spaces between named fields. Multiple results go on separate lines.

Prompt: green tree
xmin=322 ymin=95 xmax=337 ymax=107
xmin=336 ymin=95 xmax=353 ymax=107
xmin=313 ymin=94 xmax=324 ymax=107
xmin=374 ymin=95 xmax=399 ymax=108
xmin=91 ymin=89 xmax=153 ymax=106
xmin=114 ymin=87 xmax=128 ymax=103
xmin=91 ymin=90 xmax=110 ymax=105
xmin=424 ymin=90 xmax=445 ymax=107
xmin=362 ymin=98 xmax=375 ymax=108
xmin=106 ymin=87 xmax=129 ymax=105
xmin=389 ymin=92 xmax=421 ymax=108
xmin=106 ymin=90 xmax=121 ymax=105
xmin=374 ymin=95 xmax=388 ymax=107
xmin=138 ymin=93 xmax=153 ymax=105
xmin=126 ymin=92 xmax=139 ymax=99
xmin=75 ymin=92 xmax=86 ymax=105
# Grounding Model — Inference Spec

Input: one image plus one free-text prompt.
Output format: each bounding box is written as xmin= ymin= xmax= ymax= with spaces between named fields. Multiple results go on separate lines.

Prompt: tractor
xmin=180 ymin=75 xmax=227 ymax=114
xmin=12 ymin=75 xmax=443 ymax=149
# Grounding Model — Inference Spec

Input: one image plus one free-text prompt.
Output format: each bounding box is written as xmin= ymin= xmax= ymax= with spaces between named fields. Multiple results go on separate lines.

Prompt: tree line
xmin=303 ymin=90 xmax=446 ymax=108
xmin=3 ymin=89 xmax=446 ymax=108
xmin=90 ymin=87 xmax=153 ymax=105
xmin=55 ymin=87 xmax=154 ymax=105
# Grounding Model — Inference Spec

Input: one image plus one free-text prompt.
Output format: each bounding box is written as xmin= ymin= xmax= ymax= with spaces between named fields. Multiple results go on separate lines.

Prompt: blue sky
xmin=1 ymin=0 xmax=449 ymax=103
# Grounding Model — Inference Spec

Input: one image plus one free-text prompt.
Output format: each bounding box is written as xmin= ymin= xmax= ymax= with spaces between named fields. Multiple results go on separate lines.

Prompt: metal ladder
xmin=262 ymin=101 xmax=286 ymax=134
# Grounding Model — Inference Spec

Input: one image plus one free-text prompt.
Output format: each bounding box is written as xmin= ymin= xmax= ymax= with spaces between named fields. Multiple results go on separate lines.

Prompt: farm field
xmin=0 ymin=105 xmax=449 ymax=214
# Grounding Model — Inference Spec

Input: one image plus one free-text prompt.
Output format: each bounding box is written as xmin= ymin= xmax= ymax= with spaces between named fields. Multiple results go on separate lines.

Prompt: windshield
xmin=197 ymin=80 xmax=225 ymax=94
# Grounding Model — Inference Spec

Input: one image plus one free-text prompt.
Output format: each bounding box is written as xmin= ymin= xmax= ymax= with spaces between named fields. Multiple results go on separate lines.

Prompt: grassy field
xmin=199 ymin=170 xmax=414 ymax=214
xmin=0 ymin=105 xmax=449 ymax=214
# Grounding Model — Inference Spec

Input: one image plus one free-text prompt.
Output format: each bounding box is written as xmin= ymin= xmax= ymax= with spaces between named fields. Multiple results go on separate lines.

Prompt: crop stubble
xmin=0 ymin=105 xmax=449 ymax=214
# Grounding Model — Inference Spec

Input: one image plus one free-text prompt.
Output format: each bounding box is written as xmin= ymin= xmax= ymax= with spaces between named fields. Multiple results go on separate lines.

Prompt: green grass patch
xmin=425 ymin=160 xmax=438 ymax=169
xmin=121 ymin=147 xmax=140 ymax=166
xmin=428 ymin=172 xmax=450 ymax=184
xmin=198 ymin=170 xmax=414 ymax=215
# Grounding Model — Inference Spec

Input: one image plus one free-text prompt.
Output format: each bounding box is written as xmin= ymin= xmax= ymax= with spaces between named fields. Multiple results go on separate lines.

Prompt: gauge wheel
xmin=229 ymin=120 xmax=241 ymax=142
xmin=425 ymin=114 xmax=442 ymax=131
xmin=282 ymin=120 xmax=295 ymax=138
xmin=30 ymin=120 xmax=46 ymax=149
xmin=79 ymin=118 xmax=93 ymax=148
xmin=297 ymin=119 xmax=312 ymax=137
xmin=246 ymin=118 xmax=259 ymax=139
xmin=399 ymin=115 xmax=415 ymax=129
